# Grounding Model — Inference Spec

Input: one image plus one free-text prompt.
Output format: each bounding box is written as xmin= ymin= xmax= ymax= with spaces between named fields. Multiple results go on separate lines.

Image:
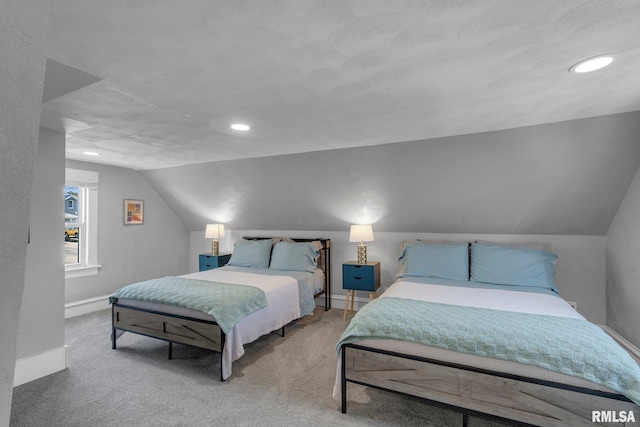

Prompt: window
xmin=65 ymin=168 xmax=100 ymax=278
xmin=64 ymin=185 xmax=80 ymax=264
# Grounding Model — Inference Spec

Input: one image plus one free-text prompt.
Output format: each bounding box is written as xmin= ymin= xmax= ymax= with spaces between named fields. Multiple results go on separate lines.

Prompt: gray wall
xmin=606 ymin=165 xmax=640 ymax=348
xmin=0 ymin=0 xmax=50 ymax=424
xmin=141 ymin=112 xmax=640 ymax=236
xmin=17 ymin=129 xmax=66 ymax=359
xmin=191 ymin=229 xmax=606 ymax=323
xmin=139 ymin=112 xmax=640 ymax=329
xmin=65 ymin=160 xmax=191 ymax=303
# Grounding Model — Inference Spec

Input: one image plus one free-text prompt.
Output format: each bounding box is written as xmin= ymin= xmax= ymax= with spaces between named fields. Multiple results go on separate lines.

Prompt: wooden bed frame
xmin=341 ymin=343 xmax=639 ymax=427
xmin=111 ymin=237 xmax=331 ymax=381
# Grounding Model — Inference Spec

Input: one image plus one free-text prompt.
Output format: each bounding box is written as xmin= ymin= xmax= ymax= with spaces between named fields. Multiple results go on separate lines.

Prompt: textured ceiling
xmin=43 ymin=0 xmax=640 ymax=170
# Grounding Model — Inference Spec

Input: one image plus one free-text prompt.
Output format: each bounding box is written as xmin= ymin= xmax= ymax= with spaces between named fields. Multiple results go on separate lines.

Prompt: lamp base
xmin=212 ymin=240 xmax=219 ymax=256
xmin=357 ymin=244 xmax=367 ymax=264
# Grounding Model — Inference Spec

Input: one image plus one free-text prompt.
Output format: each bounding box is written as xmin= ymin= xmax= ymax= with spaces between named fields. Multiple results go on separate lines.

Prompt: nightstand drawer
xmin=342 ymin=262 xmax=380 ymax=292
xmin=199 ymin=253 xmax=231 ymax=271
xmin=343 ymin=275 xmax=376 ymax=291
xmin=343 ymin=264 xmax=375 ymax=281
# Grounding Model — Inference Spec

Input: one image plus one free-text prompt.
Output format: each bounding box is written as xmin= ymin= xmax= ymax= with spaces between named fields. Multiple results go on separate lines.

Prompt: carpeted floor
xmin=11 ymin=307 xmax=528 ymax=426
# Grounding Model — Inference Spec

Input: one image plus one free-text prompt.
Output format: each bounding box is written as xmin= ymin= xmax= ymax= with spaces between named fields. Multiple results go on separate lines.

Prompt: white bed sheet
xmin=117 ymin=268 xmax=300 ymax=380
xmin=333 ymin=279 xmax=613 ymax=400
xmin=383 ymin=280 xmax=584 ymax=319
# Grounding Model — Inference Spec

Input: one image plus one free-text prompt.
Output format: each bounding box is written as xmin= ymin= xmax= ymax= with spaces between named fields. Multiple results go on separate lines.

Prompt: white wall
xmin=0 ymin=0 xmax=50 ymax=424
xmin=65 ymin=160 xmax=191 ymax=305
xmin=606 ymin=165 xmax=640 ymax=348
xmin=190 ymin=229 xmax=606 ymax=323
xmin=13 ymin=151 xmax=192 ymax=387
xmin=15 ymin=129 xmax=66 ymax=386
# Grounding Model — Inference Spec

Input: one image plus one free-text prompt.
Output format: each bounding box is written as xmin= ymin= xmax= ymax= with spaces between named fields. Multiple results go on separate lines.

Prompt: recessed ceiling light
xmin=82 ymin=151 xmax=100 ymax=156
xmin=230 ymin=123 xmax=250 ymax=131
xmin=569 ymin=55 xmax=616 ymax=73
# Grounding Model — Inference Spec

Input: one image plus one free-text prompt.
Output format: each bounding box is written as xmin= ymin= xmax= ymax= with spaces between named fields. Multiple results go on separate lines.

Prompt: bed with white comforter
xmin=116 ymin=267 xmax=323 ymax=379
xmin=335 ymin=241 xmax=640 ymax=426
xmin=335 ymin=278 xmax=640 ymax=398
xmin=111 ymin=237 xmax=330 ymax=381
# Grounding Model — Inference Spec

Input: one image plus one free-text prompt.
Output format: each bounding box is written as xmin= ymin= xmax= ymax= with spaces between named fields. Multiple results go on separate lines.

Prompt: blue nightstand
xmin=199 ymin=253 xmax=231 ymax=271
xmin=342 ymin=261 xmax=380 ymax=320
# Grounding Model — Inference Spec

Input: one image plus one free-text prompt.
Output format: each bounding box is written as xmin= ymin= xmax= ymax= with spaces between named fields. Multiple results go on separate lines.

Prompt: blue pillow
xmin=227 ymin=239 xmax=272 ymax=269
xmin=269 ymin=242 xmax=319 ymax=272
xmin=397 ymin=243 xmax=469 ymax=281
xmin=470 ymin=243 xmax=558 ymax=291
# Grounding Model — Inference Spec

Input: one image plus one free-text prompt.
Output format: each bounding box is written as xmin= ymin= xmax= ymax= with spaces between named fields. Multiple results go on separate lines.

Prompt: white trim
xmin=65 ymin=264 xmax=101 ymax=279
xmin=66 ymin=294 xmax=364 ymax=318
xmin=600 ymin=324 xmax=640 ymax=363
xmin=66 ymin=167 xmax=99 ymax=184
xmin=65 ymin=295 xmax=110 ymax=318
xmin=65 ymin=168 xmax=99 ymax=273
xmin=317 ymin=294 xmax=371 ymax=311
xmin=13 ymin=346 xmax=67 ymax=387
xmin=65 ymin=294 xmax=367 ymax=320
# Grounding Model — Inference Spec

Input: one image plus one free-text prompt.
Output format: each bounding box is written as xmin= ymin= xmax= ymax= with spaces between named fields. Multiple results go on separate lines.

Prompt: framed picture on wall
xmin=124 ymin=199 xmax=144 ymax=225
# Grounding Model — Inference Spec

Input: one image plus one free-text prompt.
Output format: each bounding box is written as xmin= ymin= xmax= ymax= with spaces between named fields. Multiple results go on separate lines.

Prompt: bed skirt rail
xmin=341 ymin=344 xmax=639 ymax=427
xmin=112 ymin=304 xmax=226 ymax=380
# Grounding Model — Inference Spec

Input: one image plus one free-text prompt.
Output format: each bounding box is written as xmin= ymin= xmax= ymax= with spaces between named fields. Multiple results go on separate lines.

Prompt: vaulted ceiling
xmin=42 ymin=1 xmax=640 ymax=171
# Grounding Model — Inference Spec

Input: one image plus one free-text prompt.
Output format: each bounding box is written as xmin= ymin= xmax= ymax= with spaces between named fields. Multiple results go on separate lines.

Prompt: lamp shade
xmin=349 ymin=224 xmax=374 ymax=243
xmin=205 ymin=224 xmax=226 ymax=239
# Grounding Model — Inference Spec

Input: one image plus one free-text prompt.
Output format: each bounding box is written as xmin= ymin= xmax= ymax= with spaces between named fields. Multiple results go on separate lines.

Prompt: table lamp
xmin=205 ymin=224 xmax=226 ymax=255
xmin=349 ymin=224 xmax=374 ymax=264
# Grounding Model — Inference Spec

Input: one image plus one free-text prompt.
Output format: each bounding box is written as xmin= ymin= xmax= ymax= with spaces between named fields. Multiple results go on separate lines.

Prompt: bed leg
xmin=220 ymin=332 xmax=226 ymax=382
xmin=341 ymin=347 xmax=347 ymax=413
xmin=111 ymin=305 xmax=117 ymax=350
xmin=168 ymin=341 xmax=173 ymax=360
xmin=462 ymin=411 xmax=469 ymax=427
xmin=322 ymin=246 xmax=330 ymax=312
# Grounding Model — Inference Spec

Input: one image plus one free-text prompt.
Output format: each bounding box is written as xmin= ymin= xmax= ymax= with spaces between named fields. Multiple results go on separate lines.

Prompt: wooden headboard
xmin=242 ymin=237 xmax=331 ymax=311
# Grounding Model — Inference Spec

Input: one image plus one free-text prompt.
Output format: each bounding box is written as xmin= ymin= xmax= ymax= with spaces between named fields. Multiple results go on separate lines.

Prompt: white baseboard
xmin=71 ymin=294 xmax=367 ymax=318
xmin=65 ymin=295 xmax=110 ymax=318
xmin=600 ymin=324 xmax=640 ymax=363
xmin=314 ymin=294 xmax=370 ymax=312
xmin=67 ymin=294 xmax=364 ymax=320
xmin=71 ymin=294 xmax=368 ymax=317
xmin=13 ymin=345 xmax=67 ymax=387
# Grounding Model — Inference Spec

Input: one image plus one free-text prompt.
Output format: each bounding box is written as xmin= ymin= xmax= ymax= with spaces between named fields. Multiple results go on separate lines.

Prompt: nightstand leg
xmin=343 ymin=290 xmax=351 ymax=321
xmin=349 ymin=290 xmax=355 ymax=314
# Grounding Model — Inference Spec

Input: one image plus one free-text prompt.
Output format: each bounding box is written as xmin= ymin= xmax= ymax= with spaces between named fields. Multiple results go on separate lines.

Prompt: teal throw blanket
xmin=336 ymin=297 xmax=640 ymax=405
xmin=110 ymin=276 xmax=267 ymax=333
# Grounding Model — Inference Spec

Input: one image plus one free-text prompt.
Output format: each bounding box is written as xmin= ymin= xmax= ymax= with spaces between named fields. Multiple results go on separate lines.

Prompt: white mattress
xmin=117 ymin=268 xmax=302 ymax=380
xmin=333 ymin=279 xmax=614 ymax=400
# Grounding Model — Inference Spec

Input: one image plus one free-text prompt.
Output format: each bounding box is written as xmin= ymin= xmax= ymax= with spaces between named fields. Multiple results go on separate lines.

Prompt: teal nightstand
xmin=342 ymin=261 xmax=380 ymax=320
xmin=199 ymin=253 xmax=231 ymax=271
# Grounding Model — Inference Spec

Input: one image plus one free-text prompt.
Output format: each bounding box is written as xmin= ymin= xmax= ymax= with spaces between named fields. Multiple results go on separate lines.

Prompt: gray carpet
xmin=11 ymin=308 xmax=527 ymax=427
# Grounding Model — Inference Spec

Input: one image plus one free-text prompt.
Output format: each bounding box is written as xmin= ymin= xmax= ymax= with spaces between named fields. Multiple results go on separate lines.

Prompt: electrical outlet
xmin=567 ymin=301 xmax=578 ymax=310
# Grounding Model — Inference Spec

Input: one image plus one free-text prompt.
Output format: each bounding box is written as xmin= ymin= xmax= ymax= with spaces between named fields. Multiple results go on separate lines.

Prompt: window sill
xmin=65 ymin=264 xmax=101 ymax=279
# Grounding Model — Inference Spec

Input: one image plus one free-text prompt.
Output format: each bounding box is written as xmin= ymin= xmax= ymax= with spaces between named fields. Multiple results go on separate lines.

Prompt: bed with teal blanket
xmin=110 ymin=276 xmax=269 ymax=334
xmin=336 ymin=241 xmax=640 ymax=426
xmin=336 ymin=278 xmax=640 ymax=427
xmin=111 ymin=237 xmax=331 ymax=381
